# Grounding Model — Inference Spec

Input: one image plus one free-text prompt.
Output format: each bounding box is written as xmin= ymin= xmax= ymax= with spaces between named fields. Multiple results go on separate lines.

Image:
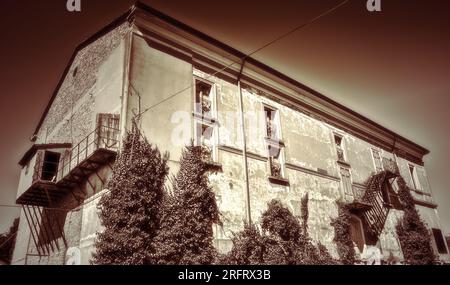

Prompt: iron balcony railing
xmin=56 ymin=125 xmax=120 ymax=182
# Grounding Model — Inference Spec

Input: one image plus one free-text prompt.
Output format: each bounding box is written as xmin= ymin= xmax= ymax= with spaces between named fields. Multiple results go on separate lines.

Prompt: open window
xmin=195 ymin=121 xmax=217 ymax=163
xmin=334 ymin=134 xmax=347 ymax=163
xmin=432 ymin=228 xmax=448 ymax=254
xmin=40 ymin=151 xmax=60 ymax=182
xmin=408 ymin=164 xmax=421 ymax=190
xmin=340 ymin=166 xmax=353 ymax=197
xmin=194 ymin=78 xmax=215 ymax=118
xmin=263 ymin=105 xmax=287 ymax=185
xmin=371 ymin=148 xmax=383 ymax=172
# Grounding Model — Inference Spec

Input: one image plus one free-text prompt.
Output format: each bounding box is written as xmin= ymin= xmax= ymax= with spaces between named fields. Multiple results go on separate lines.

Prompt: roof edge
xmin=31 ymin=6 xmax=135 ymax=138
xmin=18 ymin=143 xmax=72 ymax=166
xmin=31 ymin=1 xmax=430 ymax=158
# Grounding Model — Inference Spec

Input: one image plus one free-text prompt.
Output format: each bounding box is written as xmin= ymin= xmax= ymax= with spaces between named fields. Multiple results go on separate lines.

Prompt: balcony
xmin=56 ymin=125 xmax=120 ymax=189
xmin=16 ymin=125 xmax=119 ymax=207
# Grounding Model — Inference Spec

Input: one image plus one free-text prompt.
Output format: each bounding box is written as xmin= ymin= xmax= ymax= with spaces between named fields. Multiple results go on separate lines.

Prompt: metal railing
xmin=56 ymin=125 xmax=120 ymax=182
xmin=352 ymin=184 xmax=366 ymax=201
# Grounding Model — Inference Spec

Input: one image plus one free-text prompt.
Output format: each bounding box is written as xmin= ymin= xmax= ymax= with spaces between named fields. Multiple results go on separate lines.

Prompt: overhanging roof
xmin=18 ymin=143 xmax=72 ymax=167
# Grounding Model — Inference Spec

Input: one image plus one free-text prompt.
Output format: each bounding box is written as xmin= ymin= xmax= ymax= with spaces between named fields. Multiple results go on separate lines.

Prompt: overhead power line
xmin=135 ymin=0 xmax=350 ymax=118
xmin=0 ymin=0 xmax=351 ymax=218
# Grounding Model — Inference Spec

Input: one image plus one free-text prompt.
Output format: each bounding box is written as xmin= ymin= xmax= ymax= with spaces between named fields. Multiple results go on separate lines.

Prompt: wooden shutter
xmin=340 ymin=167 xmax=352 ymax=196
xmin=432 ymin=228 xmax=448 ymax=254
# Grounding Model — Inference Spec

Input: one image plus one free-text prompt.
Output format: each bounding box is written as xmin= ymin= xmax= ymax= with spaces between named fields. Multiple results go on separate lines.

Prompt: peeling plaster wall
xmin=345 ymin=136 xmax=377 ymax=184
xmin=202 ymin=72 xmax=441 ymax=259
xmin=13 ymin=19 xmax=445 ymax=263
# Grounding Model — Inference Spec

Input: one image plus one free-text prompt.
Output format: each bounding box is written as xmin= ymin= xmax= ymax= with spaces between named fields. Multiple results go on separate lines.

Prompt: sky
xmin=0 ymin=0 xmax=449 ymax=235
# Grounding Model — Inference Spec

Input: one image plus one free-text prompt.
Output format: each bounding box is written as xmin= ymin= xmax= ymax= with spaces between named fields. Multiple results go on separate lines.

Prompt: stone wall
xmin=35 ymin=22 xmax=130 ymax=145
xmin=12 ymin=22 xmax=128 ymax=265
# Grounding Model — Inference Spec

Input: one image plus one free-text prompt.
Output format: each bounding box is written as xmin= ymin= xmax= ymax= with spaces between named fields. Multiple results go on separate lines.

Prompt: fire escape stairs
xmin=360 ymin=171 xmax=392 ymax=239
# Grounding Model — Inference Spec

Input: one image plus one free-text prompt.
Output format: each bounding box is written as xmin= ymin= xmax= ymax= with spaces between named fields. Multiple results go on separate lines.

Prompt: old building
xmin=11 ymin=3 xmax=449 ymax=264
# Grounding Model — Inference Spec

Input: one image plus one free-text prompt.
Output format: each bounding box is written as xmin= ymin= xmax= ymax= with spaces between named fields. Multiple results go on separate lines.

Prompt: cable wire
xmin=135 ymin=0 xmax=350 ymax=118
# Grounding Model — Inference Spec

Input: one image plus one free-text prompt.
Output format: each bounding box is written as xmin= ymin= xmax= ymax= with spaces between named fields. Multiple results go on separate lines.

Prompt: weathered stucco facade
xmin=11 ymin=3 xmax=449 ymax=265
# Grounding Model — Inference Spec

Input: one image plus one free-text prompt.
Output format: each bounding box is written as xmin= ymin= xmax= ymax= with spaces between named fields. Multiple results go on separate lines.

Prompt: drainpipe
xmin=237 ymin=60 xmax=251 ymax=224
xmin=119 ymin=29 xmax=133 ymax=153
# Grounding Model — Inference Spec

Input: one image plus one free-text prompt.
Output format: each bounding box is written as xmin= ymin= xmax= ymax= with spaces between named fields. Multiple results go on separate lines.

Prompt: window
xmin=334 ymin=134 xmax=346 ymax=163
xmin=408 ymin=164 xmax=420 ymax=190
xmin=263 ymin=105 xmax=286 ymax=181
xmin=194 ymin=79 xmax=215 ymax=118
xmin=193 ymin=78 xmax=218 ymax=163
xmin=96 ymin=113 xmax=120 ymax=149
xmin=195 ymin=122 xmax=216 ymax=162
xmin=268 ymin=144 xmax=283 ymax=179
xmin=371 ymin=149 xmax=383 ymax=172
xmin=432 ymin=228 xmax=448 ymax=254
xmin=340 ymin=166 xmax=352 ymax=196
xmin=264 ymin=106 xmax=279 ymax=140
xmin=41 ymin=151 xmax=60 ymax=182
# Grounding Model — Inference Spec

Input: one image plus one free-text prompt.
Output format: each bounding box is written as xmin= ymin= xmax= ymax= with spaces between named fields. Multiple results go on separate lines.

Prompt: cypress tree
xmin=396 ymin=176 xmax=436 ymax=264
xmin=153 ymin=145 xmax=220 ymax=264
xmin=92 ymin=123 xmax=169 ymax=265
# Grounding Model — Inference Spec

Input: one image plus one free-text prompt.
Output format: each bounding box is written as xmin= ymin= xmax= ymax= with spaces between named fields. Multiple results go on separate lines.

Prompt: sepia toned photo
xmin=0 ymin=0 xmax=449 ymax=272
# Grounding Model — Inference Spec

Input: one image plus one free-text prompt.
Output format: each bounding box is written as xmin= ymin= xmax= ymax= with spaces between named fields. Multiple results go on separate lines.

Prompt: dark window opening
xmin=432 ymin=228 xmax=448 ymax=254
xmin=38 ymin=208 xmax=67 ymax=250
xmin=41 ymin=151 xmax=60 ymax=181
xmin=334 ymin=134 xmax=346 ymax=162
xmin=264 ymin=106 xmax=278 ymax=140
xmin=195 ymin=80 xmax=213 ymax=115
xmin=340 ymin=166 xmax=352 ymax=196
xmin=409 ymin=165 xmax=418 ymax=189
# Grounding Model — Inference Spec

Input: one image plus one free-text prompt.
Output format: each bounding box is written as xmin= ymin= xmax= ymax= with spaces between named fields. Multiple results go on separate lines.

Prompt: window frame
xmin=371 ymin=148 xmax=384 ymax=172
xmin=193 ymin=77 xmax=217 ymax=120
xmin=339 ymin=165 xmax=353 ymax=198
xmin=432 ymin=228 xmax=449 ymax=254
xmin=408 ymin=164 xmax=421 ymax=190
xmin=262 ymin=104 xmax=287 ymax=181
xmin=194 ymin=120 xmax=218 ymax=163
xmin=333 ymin=133 xmax=347 ymax=163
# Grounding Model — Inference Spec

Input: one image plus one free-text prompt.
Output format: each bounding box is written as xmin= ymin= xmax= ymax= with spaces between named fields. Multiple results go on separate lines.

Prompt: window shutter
xmin=416 ymin=167 xmax=431 ymax=194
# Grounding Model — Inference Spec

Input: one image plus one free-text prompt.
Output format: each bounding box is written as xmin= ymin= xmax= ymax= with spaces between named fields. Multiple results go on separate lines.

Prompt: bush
xmin=224 ymin=198 xmax=336 ymax=265
xmin=396 ymin=176 xmax=436 ymax=265
xmin=331 ymin=203 xmax=356 ymax=265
